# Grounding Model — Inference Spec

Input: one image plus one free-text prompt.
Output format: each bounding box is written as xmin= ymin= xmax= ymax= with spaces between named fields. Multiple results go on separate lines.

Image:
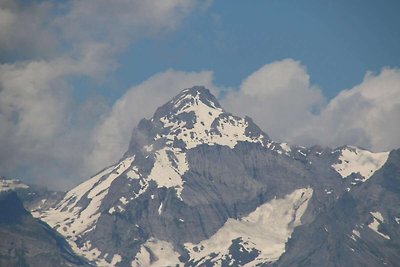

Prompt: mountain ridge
xmin=30 ymin=86 xmax=398 ymax=267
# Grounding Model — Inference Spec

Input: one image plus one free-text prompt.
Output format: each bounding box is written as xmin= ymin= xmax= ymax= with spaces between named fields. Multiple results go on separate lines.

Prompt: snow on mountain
xmin=368 ymin=211 xmax=390 ymax=240
xmin=33 ymin=86 xmax=399 ymax=267
xmin=35 ymin=87 xmax=304 ymax=265
xmin=132 ymin=239 xmax=181 ymax=267
xmin=37 ymin=156 xmax=134 ymax=242
xmin=127 ymin=188 xmax=313 ymax=267
xmin=151 ymin=86 xmax=268 ymax=150
xmin=184 ymin=188 xmax=313 ymax=266
xmin=332 ymin=146 xmax=389 ymax=181
xmin=146 ymin=147 xmax=188 ymax=200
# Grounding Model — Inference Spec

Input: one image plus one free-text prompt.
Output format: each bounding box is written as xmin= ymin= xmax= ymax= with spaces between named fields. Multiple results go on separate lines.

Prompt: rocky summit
xmin=27 ymin=86 xmax=399 ymax=266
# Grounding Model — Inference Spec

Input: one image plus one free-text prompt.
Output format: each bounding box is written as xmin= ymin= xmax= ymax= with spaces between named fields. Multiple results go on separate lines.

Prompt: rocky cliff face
xmin=0 ymin=190 xmax=89 ymax=267
xmin=35 ymin=86 xmax=399 ymax=266
xmin=275 ymin=149 xmax=400 ymax=267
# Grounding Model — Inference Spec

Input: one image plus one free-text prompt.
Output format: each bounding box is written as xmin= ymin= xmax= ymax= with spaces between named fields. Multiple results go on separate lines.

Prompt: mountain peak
xmin=129 ymin=86 xmax=268 ymax=151
xmin=175 ymin=85 xmax=222 ymax=108
xmin=154 ymin=86 xmax=223 ymax=119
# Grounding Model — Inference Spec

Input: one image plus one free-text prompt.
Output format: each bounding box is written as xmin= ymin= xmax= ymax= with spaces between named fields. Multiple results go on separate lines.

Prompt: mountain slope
xmin=36 ymin=86 xmax=397 ymax=266
xmin=0 ymin=176 xmax=65 ymax=213
xmin=274 ymin=148 xmax=400 ymax=267
xmin=0 ymin=191 xmax=89 ymax=267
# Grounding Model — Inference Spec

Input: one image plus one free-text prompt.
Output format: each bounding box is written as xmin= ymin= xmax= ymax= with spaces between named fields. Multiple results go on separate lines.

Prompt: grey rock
xmin=0 ymin=191 xmax=90 ymax=267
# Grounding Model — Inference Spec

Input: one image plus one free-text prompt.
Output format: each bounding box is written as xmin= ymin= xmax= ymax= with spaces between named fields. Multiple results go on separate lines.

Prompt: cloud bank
xmin=292 ymin=68 xmax=400 ymax=151
xmin=0 ymin=0 xmax=205 ymax=189
xmin=221 ymin=59 xmax=325 ymax=142
xmin=0 ymin=1 xmax=399 ymax=190
xmin=221 ymin=60 xmax=400 ymax=152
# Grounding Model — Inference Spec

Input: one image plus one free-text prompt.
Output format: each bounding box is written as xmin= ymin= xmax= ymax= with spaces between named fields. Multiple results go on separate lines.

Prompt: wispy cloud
xmin=0 ymin=0 xmax=206 ymax=189
xmin=292 ymin=67 xmax=400 ymax=151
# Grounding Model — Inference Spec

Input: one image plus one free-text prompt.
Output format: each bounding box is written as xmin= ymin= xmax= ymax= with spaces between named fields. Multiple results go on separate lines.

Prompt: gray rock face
xmin=274 ymin=149 xmax=400 ymax=267
xmin=0 ymin=191 xmax=89 ymax=267
xmin=33 ymin=86 xmax=399 ymax=266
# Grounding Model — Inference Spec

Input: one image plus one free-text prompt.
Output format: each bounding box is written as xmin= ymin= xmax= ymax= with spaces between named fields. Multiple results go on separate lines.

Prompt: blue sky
xmin=1 ymin=0 xmax=400 ymax=189
xmin=96 ymin=0 xmax=400 ymax=101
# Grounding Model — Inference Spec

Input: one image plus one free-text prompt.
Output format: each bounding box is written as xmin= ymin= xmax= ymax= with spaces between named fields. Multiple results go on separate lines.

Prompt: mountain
xmin=0 ymin=176 xmax=65 ymax=215
xmin=33 ymin=86 xmax=399 ymax=266
xmin=276 ymin=148 xmax=400 ymax=267
xmin=0 ymin=190 xmax=89 ymax=267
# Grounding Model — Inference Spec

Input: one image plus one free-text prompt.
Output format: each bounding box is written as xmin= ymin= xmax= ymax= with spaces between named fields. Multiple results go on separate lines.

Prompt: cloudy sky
xmin=1 ymin=0 xmax=400 ymax=189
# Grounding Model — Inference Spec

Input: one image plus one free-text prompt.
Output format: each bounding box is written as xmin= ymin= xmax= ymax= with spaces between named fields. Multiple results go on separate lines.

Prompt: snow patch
xmin=184 ymin=188 xmax=313 ymax=265
xmin=147 ymin=148 xmax=188 ymax=200
xmin=332 ymin=146 xmax=389 ymax=181
xmin=132 ymin=239 xmax=181 ymax=267
xmin=350 ymin=229 xmax=361 ymax=241
xmin=368 ymin=211 xmax=390 ymax=240
xmin=324 ymin=189 xmax=333 ymax=195
xmin=111 ymin=254 xmax=122 ymax=266
xmin=68 ymin=241 xmax=109 ymax=266
xmin=37 ymin=157 xmax=135 ymax=262
xmin=159 ymin=91 xmax=265 ymax=149
xmin=297 ymin=150 xmax=307 ymax=157
xmin=279 ymin=143 xmax=291 ymax=155
xmin=120 ymin=197 xmax=128 ymax=205
xmin=158 ymin=202 xmax=163 ymax=215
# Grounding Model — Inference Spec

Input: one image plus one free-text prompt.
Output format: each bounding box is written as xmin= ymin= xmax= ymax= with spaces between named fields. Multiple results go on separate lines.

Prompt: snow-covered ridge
xmin=332 ymin=146 xmax=389 ymax=181
xmin=37 ymin=157 xmax=134 ymax=237
xmin=36 ymin=157 xmax=135 ymax=266
xmin=184 ymin=188 xmax=313 ymax=266
xmin=0 ymin=179 xmax=29 ymax=192
xmin=153 ymin=87 xmax=267 ymax=149
xmin=37 ymin=147 xmax=189 ymax=265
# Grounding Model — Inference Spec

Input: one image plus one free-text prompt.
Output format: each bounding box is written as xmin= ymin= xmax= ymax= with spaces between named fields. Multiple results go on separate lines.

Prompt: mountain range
xmin=1 ymin=86 xmax=399 ymax=266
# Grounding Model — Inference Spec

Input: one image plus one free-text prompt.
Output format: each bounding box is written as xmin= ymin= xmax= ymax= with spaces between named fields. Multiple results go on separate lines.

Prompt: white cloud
xmin=0 ymin=57 xmax=112 ymax=189
xmin=222 ymin=60 xmax=400 ymax=152
xmin=58 ymin=0 xmax=199 ymax=46
xmin=0 ymin=0 xmax=201 ymax=61
xmin=222 ymin=59 xmax=324 ymax=141
xmin=85 ymin=70 xmax=215 ymax=173
xmin=292 ymin=68 xmax=400 ymax=151
xmin=0 ymin=0 xmax=207 ymax=189
xmin=0 ymin=1 xmax=59 ymax=61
